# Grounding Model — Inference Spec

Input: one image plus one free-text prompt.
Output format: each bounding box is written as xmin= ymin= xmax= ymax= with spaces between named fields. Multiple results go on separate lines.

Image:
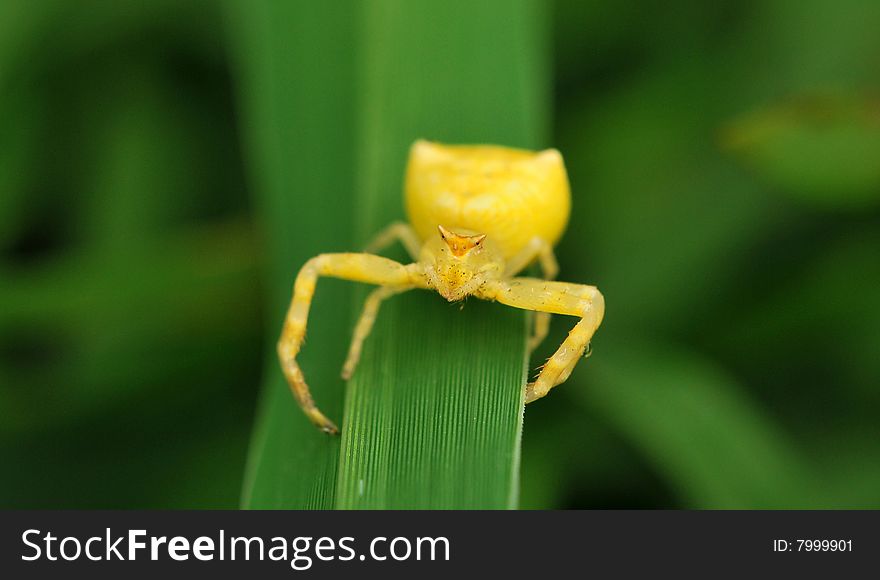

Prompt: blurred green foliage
xmin=0 ymin=0 xmax=260 ymax=507
xmin=722 ymin=94 xmax=880 ymax=207
xmin=2 ymin=0 xmax=878 ymax=508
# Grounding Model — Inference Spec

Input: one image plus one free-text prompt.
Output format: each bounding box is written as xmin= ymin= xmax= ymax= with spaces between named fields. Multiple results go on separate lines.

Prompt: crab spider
xmin=278 ymin=140 xmax=605 ymax=434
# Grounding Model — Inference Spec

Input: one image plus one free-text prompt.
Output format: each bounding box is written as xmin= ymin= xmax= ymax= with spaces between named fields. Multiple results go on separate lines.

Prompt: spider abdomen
xmin=405 ymin=140 xmax=571 ymax=258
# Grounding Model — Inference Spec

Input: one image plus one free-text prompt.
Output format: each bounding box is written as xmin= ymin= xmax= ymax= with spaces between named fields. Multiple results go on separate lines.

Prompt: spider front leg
xmin=278 ymin=253 xmax=421 ymax=433
xmin=341 ymin=284 xmax=413 ymax=380
xmin=364 ymin=221 xmax=422 ymax=260
xmin=479 ymin=278 xmax=604 ymax=403
xmin=503 ymin=237 xmax=560 ymax=352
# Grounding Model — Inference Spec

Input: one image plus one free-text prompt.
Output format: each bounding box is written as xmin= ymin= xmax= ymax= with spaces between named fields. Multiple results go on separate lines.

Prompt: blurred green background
xmin=2 ymin=0 xmax=879 ymax=508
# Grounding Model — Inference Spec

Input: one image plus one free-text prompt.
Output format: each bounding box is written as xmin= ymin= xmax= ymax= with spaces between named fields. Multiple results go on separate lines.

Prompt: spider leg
xmin=478 ymin=278 xmax=604 ymax=403
xmin=341 ymin=284 xmax=414 ymax=380
xmin=503 ymin=237 xmax=559 ymax=353
xmin=528 ymin=311 xmax=552 ymax=353
xmin=503 ymin=237 xmax=558 ymax=279
xmin=364 ymin=221 xmax=422 ymax=260
xmin=278 ymin=253 xmax=422 ymax=433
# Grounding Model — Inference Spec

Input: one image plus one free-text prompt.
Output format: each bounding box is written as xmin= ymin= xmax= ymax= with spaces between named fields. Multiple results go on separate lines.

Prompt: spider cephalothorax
xmin=278 ymin=140 xmax=604 ymax=433
xmin=426 ymin=225 xmax=499 ymax=302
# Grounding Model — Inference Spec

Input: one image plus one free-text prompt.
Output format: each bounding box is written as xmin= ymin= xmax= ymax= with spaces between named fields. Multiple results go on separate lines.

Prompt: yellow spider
xmin=278 ymin=140 xmax=605 ymax=434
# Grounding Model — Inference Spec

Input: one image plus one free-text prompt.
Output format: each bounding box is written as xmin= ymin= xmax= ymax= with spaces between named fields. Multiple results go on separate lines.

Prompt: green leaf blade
xmin=232 ymin=0 xmax=547 ymax=509
xmin=336 ymin=294 xmax=528 ymax=509
xmin=337 ymin=0 xmax=548 ymax=509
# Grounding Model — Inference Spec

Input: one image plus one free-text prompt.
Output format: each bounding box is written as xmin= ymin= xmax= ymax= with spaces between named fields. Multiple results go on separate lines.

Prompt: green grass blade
xmin=335 ymin=0 xmax=548 ymax=509
xmin=227 ymin=0 xmax=356 ymax=508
